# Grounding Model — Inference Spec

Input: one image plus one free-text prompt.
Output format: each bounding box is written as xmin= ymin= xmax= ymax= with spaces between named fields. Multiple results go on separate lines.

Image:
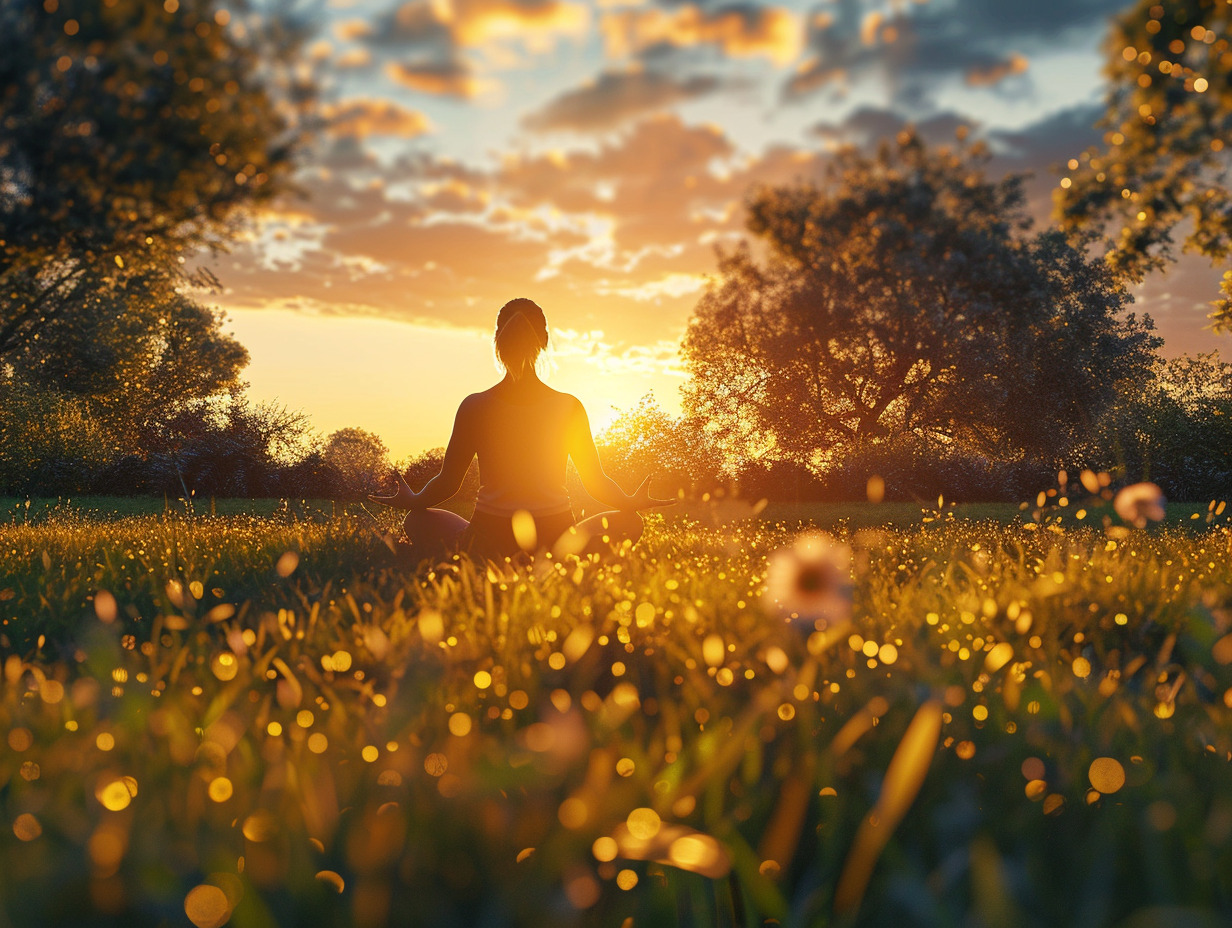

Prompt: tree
xmin=324 ymin=428 xmax=390 ymax=499
xmin=0 ymin=382 xmax=112 ymax=494
xmin=0 ymin=284 xmax=250 ymax=495
xmin=682 ymin=134 xmax=1160 ymax=476
xmin=594 ymin=394 xmax=723 ymax=497
xmin=1079 ymin=352 xmax=1232 ymax=499
xmin=171 ymin=398 xmax=310 ymax=497
xmin=4 ymin=289 xmax=248 ymax=447
xmin=0 ymin=0 xmax=309 ymax=362
xmin=1056 ymin=0 xmax=1232 ymax=329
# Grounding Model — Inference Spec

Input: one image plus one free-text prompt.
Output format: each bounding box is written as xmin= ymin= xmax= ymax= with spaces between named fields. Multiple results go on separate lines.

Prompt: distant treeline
xmin=3 ymin=348 xmax=1231 ymax=505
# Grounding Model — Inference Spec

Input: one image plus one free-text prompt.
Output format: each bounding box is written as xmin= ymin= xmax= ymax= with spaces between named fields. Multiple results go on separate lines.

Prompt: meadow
xmin=1 ymin=494 xmax=1230 ymax=928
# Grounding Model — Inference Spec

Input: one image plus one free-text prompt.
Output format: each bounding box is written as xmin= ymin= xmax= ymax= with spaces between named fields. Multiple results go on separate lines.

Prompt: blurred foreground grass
xmin=0 ymin=501 xmax=1230 ymax=927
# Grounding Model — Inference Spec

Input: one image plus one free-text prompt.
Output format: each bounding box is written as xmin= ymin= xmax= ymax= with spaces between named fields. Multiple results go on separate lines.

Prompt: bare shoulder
xmin=542 ymin=385 xmax=585 ymax=413
xmin=454 ymin=390 xmax=493 ymax=424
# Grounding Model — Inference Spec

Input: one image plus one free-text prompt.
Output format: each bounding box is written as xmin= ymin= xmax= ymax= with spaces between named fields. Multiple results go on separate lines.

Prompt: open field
xmin=5 ymin=494 xmax=1228 ymax=530
xmin=1 ymin=503 xmax=1231 ymax=927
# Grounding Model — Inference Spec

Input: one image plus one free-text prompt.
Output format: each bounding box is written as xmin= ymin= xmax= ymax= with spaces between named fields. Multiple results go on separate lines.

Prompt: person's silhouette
xmin=370 ymin=298 xmax=672 ymax=561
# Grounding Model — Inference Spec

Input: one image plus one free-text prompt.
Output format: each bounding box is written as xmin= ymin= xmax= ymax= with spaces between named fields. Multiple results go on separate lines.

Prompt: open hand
xmin=368 ymin=477 xmax=417 ymax=509
xmin=625 ymin=475 xmax=677 ymax=512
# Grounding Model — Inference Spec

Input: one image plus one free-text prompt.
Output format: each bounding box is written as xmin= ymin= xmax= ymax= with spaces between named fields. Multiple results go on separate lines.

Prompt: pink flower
xmin=1113 ymin=482 xmax=1166 ymax=528
xmin=764 ymin=531 xmax=853 ymax=628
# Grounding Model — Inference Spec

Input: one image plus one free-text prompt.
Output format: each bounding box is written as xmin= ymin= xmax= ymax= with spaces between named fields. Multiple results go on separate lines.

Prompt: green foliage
xmin=1081 ymin=352 xmax=1232 ymax=498
xmin=0 ymin=0 xmax=313 ymax=498
xmin=683 ymin=134 xmax=1160 ymax=479
xmin=0 ymin=385 xmax=113 ymax=493
xmin=324 ymin=428 xmax=391 ymax=500
xmin=594 ymin=393 xmax=724 ymax=497
xmin=0 ymin=0 xmax=308 ymax=360
xmin=0 ymin=510 xmax=1230 ymax=926
xmin=0 ymin=293 xmax=250 ymax=478
xmin=1056 ymin=0 xmax=1232 ymax=329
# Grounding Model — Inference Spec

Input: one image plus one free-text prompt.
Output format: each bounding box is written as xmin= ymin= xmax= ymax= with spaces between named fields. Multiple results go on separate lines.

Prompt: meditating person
xmin=369 ymin=297 xmax=671 ymax=561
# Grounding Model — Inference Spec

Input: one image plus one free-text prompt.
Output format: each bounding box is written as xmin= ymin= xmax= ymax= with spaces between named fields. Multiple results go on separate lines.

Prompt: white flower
xmin=1113 ymin=482 xmax=1166 ymax=528
xmin=764 ymin=531 xmax=853 ymax=627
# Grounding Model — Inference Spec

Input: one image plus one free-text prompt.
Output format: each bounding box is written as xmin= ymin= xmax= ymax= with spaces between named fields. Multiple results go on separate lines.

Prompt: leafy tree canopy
xmin=324 ymin=427 xmax=390 ymax=499
xmin=683 ymin=134 xmax=1160 ymax=474
xmin=1079 ymin=351 xmax=1232 ymax=499
xmin=595 ymin=394 xmax=722 ymax=495
xmin=1057 ymin=0 xmax=1232 ymax=330
xmin=0 ymin=0 xmax=308 ymax=360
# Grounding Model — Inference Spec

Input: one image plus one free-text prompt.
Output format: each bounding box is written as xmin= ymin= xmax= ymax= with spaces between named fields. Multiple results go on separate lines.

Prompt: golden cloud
xmin=965 ymin=53 xmax=1028 ymax=87
xmin=386 ymin=61 xmax=495 ymax=98
xmin=523 ymin=69 xmax=723 ymax=132
xmin=785 ymin=57 xmax=846 ymax=98
xmin=335 ymin=48 xmax=373 ymax=68
xmin=601 ymin=4 xmax=803 ymax=66
xmin=333 ymin=19 xmax=373 ymax=40
xmin=322 ymin=99 xmax=434 ymax=139
xmin=446 ymin=0 xmax=590 ymax=47
xmin=596 ymin=272 xmax=710 ymax=302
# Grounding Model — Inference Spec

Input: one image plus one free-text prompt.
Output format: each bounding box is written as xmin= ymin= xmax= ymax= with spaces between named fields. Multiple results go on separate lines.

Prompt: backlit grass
xmin=1 ymin=503 xmax=1230 ymax=927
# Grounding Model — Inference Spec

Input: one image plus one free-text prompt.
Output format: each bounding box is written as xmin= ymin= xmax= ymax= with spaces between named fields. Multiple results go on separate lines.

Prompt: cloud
xmin=811 ymin=106 xmax=974 ymax=148
xmin=983 ymin=102 xmax=1105 ymax=218
xmin=595 ymin=272 xmax=710 ymax=302
xmin=368 ymin=0 xmax=588 ymax=57
xmin=553 ymin=329 xmax=687 ymax=376
xmin=368 ymin=0 xmax=456 ymax=48
xmin=784 ymin=57 xmax=846 ymax=98
xmin=965 ymin=53 xmax=1029 ymax=87
xmin=321 ymin=98 xmax=433 ymax=139
xmin=333 ymin=18 xmax=372 ymax=40
xmin=522 ymin=70 xmax=723 ymax=132
xmin=601 ymin=3 xmax=803 ymax=66
xmin=447 ymin=0 xmax=590 ymax=47
xmin=783 ymin=0 xmax=1124 ymax=103
xmin=367 ymin=0 xmax=591 ymax=98
xmin=386 ymin=59 xmax=494 ymax=98
xmin=417 ymin=177 xmax=491 ymax=213
xmin=216 ymin=115 xmax=758 ymax=342
xmin=808 ymin=102 xmax=1107 ymax=222
xmin=335 ymin=48 xmax=373 ymax=68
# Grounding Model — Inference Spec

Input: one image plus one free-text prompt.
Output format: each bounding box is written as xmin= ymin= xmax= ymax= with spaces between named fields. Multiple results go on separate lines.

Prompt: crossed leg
xmin=552 ymin=510 xmax=644 ymax=558
xmin=400 ymin=507 xmax=644 ymax=563
xmin=401 ymin=508 xmax=468 ymax=563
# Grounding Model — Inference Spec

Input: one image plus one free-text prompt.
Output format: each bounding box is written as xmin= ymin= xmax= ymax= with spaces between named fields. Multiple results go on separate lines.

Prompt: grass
xmin=0 ymin=498 xmax=1230 ymax=927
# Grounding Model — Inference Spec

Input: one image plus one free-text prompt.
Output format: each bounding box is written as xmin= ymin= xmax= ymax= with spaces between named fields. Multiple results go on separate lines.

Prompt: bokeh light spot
xmin=1088 ymin=757 xmax=1125 ymax=794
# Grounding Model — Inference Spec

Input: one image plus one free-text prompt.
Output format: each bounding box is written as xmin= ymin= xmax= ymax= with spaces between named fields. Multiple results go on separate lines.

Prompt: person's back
xmin=369 ymin=297 xmax=670 ymax=561
xmin=467 ymin=381 xmax=576 ymax=519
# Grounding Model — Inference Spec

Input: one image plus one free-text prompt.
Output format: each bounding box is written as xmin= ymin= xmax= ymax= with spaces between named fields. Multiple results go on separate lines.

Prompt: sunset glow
xmin=206 ymin=0 xmax=1226 ymax=453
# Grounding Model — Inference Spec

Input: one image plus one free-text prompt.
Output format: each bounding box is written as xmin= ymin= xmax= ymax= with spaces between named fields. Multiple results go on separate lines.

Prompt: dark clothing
xmin=460 ymin=509 xmax=576 ymax=560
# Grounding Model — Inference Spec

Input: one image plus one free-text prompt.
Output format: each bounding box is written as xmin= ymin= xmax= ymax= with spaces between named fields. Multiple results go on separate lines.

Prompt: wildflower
xmin=1113 ymin=482 xmax=1166 ymax=528
xmin=764 ymin=531 xmax=853 ymax=627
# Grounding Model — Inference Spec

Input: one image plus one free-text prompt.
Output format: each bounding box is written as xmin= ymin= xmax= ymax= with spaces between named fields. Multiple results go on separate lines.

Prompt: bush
xmin=819 ymin=440 xmax=1054 ymax=503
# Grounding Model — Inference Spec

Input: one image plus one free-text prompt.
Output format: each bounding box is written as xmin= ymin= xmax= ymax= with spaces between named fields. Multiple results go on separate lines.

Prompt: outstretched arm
xmin=370 ymin=402 xmax=476 ymax=510
xmin=566 ymin=400 xmax=672 ymax=512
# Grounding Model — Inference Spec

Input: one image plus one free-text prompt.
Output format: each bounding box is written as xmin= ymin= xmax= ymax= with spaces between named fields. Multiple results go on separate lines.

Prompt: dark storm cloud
xmin=522 ymin=70 xmax=724 ymax=133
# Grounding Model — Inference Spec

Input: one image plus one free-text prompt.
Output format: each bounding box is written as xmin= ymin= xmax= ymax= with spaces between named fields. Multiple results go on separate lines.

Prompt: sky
xmin=210 ymin=0 xmax=1230 ymax=460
